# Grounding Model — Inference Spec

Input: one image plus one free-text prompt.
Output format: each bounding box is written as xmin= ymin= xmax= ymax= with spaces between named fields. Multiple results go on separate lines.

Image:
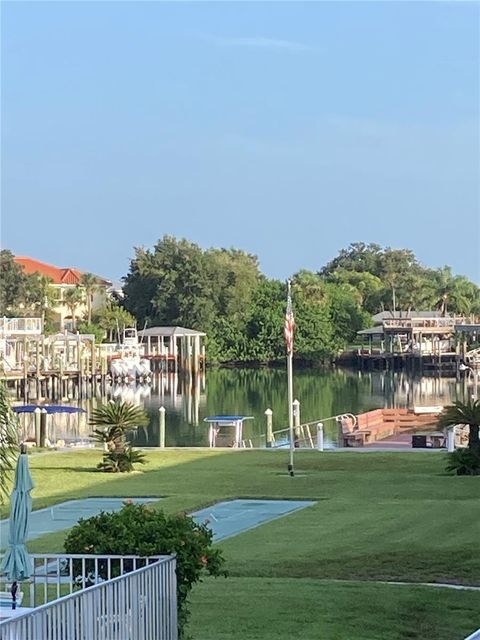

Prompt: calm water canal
xmin=18 ymin=368 xmax=474 ymax=448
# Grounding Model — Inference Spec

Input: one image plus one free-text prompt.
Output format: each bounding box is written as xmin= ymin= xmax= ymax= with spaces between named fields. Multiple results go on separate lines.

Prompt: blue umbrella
xmin=0 ymin=446 xmax=34 ymax=609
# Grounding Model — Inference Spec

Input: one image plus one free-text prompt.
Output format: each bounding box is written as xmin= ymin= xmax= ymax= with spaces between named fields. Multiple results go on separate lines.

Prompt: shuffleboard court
xmin=1 ymin=498 xmax=160 ymax=544
xmin=1 ymin=498 xmax=315 ymax=546
xmin=191 ymin=499 xmax=316 ymax=541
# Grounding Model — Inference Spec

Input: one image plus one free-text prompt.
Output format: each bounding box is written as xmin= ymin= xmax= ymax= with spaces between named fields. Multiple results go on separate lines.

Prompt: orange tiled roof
xmin=14 ymin=257 xmax=110 ymax=286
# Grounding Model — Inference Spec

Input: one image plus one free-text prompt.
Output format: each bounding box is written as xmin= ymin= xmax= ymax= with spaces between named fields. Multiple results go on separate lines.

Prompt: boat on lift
xmin=110 ymin=328 xmax=151 ymax=382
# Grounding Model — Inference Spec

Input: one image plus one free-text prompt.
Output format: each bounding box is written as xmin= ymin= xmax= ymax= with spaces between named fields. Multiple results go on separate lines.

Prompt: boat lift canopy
xmin=203 ymin=416 xmax=254 ymax=448
xmin=13 ymin=405 xmax=86 ymax=414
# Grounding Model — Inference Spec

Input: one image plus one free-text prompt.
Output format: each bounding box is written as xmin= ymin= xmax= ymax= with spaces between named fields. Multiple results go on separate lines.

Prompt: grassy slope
xmin=5 ymin=449 xmax=480 ymax=639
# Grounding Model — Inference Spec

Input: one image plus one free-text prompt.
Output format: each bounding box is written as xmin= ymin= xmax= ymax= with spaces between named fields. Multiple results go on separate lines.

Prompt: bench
xmin=343 ymin=430 xmax=371 ymax=447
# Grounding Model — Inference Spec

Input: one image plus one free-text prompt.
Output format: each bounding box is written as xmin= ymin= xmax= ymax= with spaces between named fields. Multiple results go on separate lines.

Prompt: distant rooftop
xmin=140 ymin=326 xmax=206 ymax=338
xmin=371 ymin=311 xmax=447 ymax=323
xmin=14 ymin=256 xmax=111 ymax=286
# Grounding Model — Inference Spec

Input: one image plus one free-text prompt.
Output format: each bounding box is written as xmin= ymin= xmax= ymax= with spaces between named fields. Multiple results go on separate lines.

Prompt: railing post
xmin=447 ymin=426 xmax=456 ymax=452
xmin=40 ymin=408 xmax=47 ymax=448
xmin=159 ymin=406 xmax=166 ymax=448
xmin=316 ymin=423 xmax=324 ymax=451
xmin=34 ymin=407 xmax=41 ymax=447
xmin=265 ymin=408 xmax=273 ymax=447
xmin=293 ymin=399 xmax=301 ymax=447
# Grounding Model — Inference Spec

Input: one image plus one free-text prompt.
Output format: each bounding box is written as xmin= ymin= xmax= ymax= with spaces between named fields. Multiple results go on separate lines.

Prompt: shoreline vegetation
xmin=1 ymin=240 xmax=479 ymax=366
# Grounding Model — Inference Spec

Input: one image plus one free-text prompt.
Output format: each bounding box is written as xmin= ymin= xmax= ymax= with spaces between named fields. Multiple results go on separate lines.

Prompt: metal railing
xmin=0 ymin=554 xmax=162 ymax=608
xmin=383 ymin=317 xmax=461 ymax=329
xmin=0 ymin=317 xmax=43 ymax=336
xmin=0 ymin=555 xmax=177 ymax=640
xmin=243 ymin=413 xmax=357 ymax=449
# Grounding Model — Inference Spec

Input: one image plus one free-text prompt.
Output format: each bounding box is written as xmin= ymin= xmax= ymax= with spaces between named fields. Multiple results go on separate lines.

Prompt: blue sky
xmin=1 ymin=1 xmax=479 ymax=282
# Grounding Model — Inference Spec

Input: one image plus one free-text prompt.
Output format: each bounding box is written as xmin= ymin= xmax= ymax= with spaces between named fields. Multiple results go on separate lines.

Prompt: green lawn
xmin=3 ymin=449 xmax=480 ymax=639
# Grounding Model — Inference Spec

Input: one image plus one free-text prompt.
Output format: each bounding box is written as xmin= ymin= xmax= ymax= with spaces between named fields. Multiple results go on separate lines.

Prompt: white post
xmin=34 ymin=407 xmax=41 ymax=447
xmin=293 ymin=399 xmax=301 ymax=447
xmin=317 ymin=423 xmax=324 ymax=451
xmin=265 ymin=409 xmax=273 ymax=448
xmin=446 ymin=426 xmax=456 ymax=452
xmin=159 ymin=406 xmax=165 ymax=449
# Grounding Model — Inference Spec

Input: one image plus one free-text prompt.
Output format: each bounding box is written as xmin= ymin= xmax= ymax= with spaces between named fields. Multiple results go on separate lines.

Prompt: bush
xmin=89 ymin=402 xmax=148 ymax=473
xmin=445 ymin=448 xmax=480 ymax=476
xmin=64 ymin=502 xmax=227 ymax=638
xmin=96 ymin=446 xmax=146 ymax=472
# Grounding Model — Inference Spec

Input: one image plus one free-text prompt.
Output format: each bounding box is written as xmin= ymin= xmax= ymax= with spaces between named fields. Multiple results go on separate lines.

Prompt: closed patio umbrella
xmin=0 ymin=445 xmax=34 ymax=609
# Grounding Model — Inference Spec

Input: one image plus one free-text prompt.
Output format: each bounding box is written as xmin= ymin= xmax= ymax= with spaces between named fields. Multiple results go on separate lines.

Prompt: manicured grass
xmin=3 ymin=449 xmax=479 ymax=638
xmin=190 ymin=578 xmax=480 ymax=640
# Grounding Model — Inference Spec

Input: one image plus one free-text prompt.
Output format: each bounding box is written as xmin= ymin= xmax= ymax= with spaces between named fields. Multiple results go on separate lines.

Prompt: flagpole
xmin=285 ymin=279 xmax=295 ymax=477
xmin=287 ymin=349 xmax=294 ymax=477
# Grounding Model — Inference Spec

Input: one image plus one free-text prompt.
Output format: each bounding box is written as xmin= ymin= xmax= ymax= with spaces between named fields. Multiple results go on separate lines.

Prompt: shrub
xmin=89 ymin=402 xmax=148 ymax=473
xmin=445 ymin=448 xmax=480 ymax=476
xmin=64 ymin=502 xmax=227 ymax=638
xmin=96 ymin=446 xmax=146 ymax=472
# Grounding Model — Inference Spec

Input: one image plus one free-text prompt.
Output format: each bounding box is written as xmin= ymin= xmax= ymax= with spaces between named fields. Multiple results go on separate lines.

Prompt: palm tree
xmin=90 ymin=401 xmax=148 ymax=464
xmin=432 ymin=268 xmax=476 ymax=317
xmin=0 ymin=382 xmax=19 ymax=503
xmin=31 ymin=275 xmax=56 ymax=329
xmin=97 ymin=302 xmax=136 ymax=342
xmin=438 ymin=399 xmax=480 ymax=452
xmin=80 ymin=273 xmax=100 ymax=324
xmin=63 ymin=287 xmax=85 ymax=331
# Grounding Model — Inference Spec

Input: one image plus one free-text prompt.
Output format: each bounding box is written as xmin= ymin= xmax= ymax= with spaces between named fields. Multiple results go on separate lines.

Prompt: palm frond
xmin=438 ymin=399 xmax=480 ymax=429
xmin=0 ymin=382 xmax=19 ymax=503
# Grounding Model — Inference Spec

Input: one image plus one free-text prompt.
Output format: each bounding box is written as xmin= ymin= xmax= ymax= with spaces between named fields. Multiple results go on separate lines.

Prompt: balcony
xmin=0 ymin=318 xmax=43 ymax=337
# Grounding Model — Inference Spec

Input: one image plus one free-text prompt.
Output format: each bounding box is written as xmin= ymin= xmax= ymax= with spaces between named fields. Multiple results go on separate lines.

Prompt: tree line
xmin=122 ymin=238 xmax=480 ymax=364
xmin=1 ymin=241 xmax=478 ymax=364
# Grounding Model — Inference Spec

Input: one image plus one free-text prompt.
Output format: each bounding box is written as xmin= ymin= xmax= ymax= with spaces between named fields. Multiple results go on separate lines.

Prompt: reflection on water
xmin=15 ymin=368 xmax=475 ymax=448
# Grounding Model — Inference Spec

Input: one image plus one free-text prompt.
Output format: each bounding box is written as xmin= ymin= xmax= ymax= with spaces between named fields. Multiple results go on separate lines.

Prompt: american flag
xmin=284 ymin=283 xmax=294 ymax=355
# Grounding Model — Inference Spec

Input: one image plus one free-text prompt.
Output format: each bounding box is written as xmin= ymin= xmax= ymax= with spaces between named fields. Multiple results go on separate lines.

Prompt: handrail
xmin=244 ymin=412 xmax=357 ymax=449
xmin=271 ymin=413 xmax=357 ymax=439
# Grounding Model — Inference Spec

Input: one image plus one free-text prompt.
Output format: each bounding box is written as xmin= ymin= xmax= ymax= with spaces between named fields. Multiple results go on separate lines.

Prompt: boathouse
xmin=139 ymin=326 xmax=206 ymax=374
xmin=356 ymin=311 xmax=480 ymax=372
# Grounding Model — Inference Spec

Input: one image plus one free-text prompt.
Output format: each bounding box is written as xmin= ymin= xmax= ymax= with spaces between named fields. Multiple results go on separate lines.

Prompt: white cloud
xmin=203 ymin=35 xmax=319 ymax=53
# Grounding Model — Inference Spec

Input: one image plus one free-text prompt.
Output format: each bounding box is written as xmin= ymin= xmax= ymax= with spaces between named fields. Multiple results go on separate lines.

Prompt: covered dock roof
xmin=139 ymin=326 xmax=206 ymax=338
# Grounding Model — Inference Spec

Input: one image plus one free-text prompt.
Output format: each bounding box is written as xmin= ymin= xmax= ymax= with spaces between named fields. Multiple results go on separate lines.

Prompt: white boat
xmin=109 ymin=329 xmax=151 ymax=382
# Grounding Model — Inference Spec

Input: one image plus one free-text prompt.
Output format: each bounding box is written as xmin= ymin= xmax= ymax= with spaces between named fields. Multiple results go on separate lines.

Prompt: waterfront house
xmin=357 ymin=311 xmax=475 ymax=355
xmin=14 ymin=256 xmax=112 ymax=331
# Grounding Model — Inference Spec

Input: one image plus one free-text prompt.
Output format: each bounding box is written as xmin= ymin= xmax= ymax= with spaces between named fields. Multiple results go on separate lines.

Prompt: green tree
xmin=0 ymin=250 xmax=27 ymax=315
xmin=95 ymin=302 xmax=136 ymax=342
xmin=320 ymin=242 xmax=383 ymax=277
xmin=63 ymin=287 xmax=85 ymax=331
xmin=432 ymin=268 xmax=479 ymax=316
xmin=124 ymin=237 xmax=215 ymax=330
xmin=23 ymin=274 xmax=57 ymax=332
xmin=243 ymin=279 xmax=286 ymax=362
xmin=79 ymin=273 xmax=100 ymax=323
xmin=0 ymin=382 xmax=19 ymax=503
xmin=327 ymin=269 xmax=384 ymax=314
